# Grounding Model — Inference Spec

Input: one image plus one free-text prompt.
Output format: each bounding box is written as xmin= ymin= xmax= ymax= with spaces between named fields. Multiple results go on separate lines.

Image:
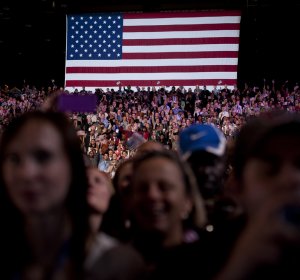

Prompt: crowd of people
xmin=1 ymin=80 xmax=299 ymax=178
xmin=1 ymin=80 xmax=300 ymax=279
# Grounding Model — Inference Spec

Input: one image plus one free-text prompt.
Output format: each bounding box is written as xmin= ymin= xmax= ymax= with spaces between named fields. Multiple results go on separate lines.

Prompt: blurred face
xmin=188 ymin=152 xmax=225 ymax=199
xmin=2 ymin=120 xmax=71 ymax=216
xmin=239 ymin=133 xmax=300 ymax=217
xmin=132 ymin=157 xmax=191 ymax=238
xmin=103 ymin=154 xmax=108 ymax=160
xmin=87 ymin=168 xmax=112 ymax=214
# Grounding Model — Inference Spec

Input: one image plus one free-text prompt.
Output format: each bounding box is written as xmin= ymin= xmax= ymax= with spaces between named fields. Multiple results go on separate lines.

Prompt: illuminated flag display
xmin=65 ymin=10 xmax=241 ymax=91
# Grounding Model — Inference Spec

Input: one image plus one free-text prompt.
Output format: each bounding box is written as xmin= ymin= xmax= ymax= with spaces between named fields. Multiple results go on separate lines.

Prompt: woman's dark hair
xmin=101 ymin=158 xmax=134 ymax=241
xmin=0 ymin=110 xmax=89 ymax=278
xmin=112 ymin=158 xmax=134 ymax=194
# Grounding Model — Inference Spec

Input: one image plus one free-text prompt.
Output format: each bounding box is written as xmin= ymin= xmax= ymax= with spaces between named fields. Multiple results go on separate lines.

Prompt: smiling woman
xmin=129 ymin=149 xmax=207 ymax=273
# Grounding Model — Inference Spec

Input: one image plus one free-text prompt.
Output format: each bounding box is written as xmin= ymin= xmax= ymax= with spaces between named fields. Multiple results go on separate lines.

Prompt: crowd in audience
xmin=1 ymin=79 xmax=300 ymax=279
xmin=1 ymin=80 xmax=299 ymax=178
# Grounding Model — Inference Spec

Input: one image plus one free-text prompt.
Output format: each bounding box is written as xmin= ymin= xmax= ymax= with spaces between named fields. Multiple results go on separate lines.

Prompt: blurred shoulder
xmin=85 ymin=243 xmax=147 ymax=280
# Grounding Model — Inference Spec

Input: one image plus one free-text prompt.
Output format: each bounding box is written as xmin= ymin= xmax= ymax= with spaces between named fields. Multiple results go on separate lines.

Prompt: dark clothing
xmin=151 ymin=215 xmax=300 ymax=279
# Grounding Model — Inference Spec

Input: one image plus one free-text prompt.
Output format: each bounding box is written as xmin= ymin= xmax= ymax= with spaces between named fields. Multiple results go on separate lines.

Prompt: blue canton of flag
xmin=67 ymin=14 xmax=123 ymax=60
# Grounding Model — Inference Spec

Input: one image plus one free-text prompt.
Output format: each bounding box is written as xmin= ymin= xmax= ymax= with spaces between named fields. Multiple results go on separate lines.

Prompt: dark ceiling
xmin=0 ymin=0 xmax=299 ymax=88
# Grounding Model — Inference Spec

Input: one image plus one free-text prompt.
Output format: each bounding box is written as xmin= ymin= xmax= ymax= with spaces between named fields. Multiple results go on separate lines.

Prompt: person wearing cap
xmin=152 ymin=110 xmax=300 ymax=280
xmin=178 ymin=123 xmax=230 ymax=225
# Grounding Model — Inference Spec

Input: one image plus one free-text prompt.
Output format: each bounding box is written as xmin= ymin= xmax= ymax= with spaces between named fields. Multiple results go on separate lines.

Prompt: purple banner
xmin=57 ymin=94 xmax=97 ymax=113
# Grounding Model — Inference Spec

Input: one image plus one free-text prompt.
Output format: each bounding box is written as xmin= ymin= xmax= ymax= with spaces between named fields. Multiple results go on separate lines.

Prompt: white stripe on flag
xmin=66 ymin=58 xmax=239 ymax=67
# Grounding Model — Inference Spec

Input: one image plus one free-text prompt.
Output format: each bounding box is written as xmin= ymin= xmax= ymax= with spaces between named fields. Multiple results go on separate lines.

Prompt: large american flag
xmin=65 ymin=10 xmax=241 ymax=91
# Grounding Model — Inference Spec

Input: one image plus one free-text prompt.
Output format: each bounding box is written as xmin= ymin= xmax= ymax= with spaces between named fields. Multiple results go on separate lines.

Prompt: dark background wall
xmin=0 ymin=0 xmax=299 ymax=88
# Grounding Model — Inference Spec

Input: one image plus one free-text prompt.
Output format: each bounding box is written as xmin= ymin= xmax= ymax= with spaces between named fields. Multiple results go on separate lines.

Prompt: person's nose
xmin=15 ymin=158 xmax=39 ymax=182
xmin=146 ymin=183 xmax=162 ymax=201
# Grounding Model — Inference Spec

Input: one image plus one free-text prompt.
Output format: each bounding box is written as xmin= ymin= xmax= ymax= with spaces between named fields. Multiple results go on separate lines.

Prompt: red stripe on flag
xmin=66 ymin=79 xmax=237 ymax=87
xmin=123 ymin=11 xmax=241 ymax=19
xmin=124 ymin=23 xmax=240 ymax=32
xmin=122 ymin=51 xmax=239 ymax=59
xmin=123 ymin=37 xmax=240 ymax=46
xmin=66 ymin=65 xmax=237 ymax=74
